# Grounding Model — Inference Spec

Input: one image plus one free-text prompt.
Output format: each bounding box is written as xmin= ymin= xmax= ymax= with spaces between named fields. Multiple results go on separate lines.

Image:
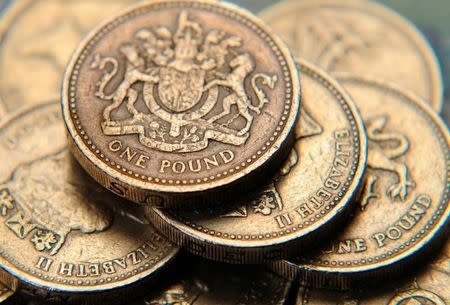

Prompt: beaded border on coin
xmin=145 ymin=60 xmax=367 ymax=263
xmin=0 ymin=103 xmax=180 ymax=298
xmin=269 ymin=76 xmax=450 ymax=289
xmin=62 ymin=0 xmax=301 ymax=207
xmin=259 ymin=0 xmax=444 ymax=112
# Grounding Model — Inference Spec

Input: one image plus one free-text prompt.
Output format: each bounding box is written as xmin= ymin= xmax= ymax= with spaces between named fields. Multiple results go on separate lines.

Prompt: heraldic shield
xmin=158 ymin=67 xmax=206 ymax=113
xmin=91 ymin=11 xmax=278 ymax=153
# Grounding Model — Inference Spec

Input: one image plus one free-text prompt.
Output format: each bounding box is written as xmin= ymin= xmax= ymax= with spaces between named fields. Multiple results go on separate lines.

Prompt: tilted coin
xmin=0 ymin=0 xmax=140 ymax=114
xmin=62 ymin=0 xmax=300 ymax=207
xmin=260 ymin=0 xmax=444 ymax=111
xmin=0 ymin=103 xmax=178 ymax=303
xmin=142 ymin=259 xmax=292 ymax=305
xmin=271 ymin=76 xmax=450 ymax=288
xmin=295 ymin=240 xmax=450 ymax=305
xmin=0 ymin=274 xmax=17 ymax=304
xmin=145 ymin=59 xmax=366 ymax=263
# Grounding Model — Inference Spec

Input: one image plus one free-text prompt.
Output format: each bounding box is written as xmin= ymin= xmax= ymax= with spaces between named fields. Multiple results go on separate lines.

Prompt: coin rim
xmin=273 ymin=75 xmax=450 ymax=277
xmin=145 ymin=59 xmax=368 ymax=262
xmin=259 ymin=0 xmax=444 ymax=112
xmin=0 ymin=102 xmax=179 ymax=293
xmin=61 ymin=0 xmax=301 ymax=194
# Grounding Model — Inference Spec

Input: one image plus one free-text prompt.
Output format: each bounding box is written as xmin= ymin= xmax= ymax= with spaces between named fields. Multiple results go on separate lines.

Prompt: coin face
xmin=260 ymin=0 xmax=443 ymax=111
xmin=0 ymin=103 xmax=178 ymax=297
xmin=272 ymin=76 xmax=450 ymax=288
xmin=145 ymin=59 xmax=366 ymax=263
xmin=295 ymin=241 xmax=450 ymax=305
xmin=143 ymin=260 xmax=292 ymax=305
xmin=0 ymin=0 xmax=139 ymax=114
xmin=62 ymin=0 xmax=300 ymax=206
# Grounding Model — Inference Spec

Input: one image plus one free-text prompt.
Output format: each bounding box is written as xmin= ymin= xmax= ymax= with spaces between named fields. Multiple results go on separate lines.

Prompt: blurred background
xmin=0 ymin=0 xmax=448 ymax=304
xmin=0 ymin=0 xmax=450 ymax=123
xmin=0 ymin=0 xmax=449 ymax=122
xmin=233 ymin=0 xmax=450 ymax=123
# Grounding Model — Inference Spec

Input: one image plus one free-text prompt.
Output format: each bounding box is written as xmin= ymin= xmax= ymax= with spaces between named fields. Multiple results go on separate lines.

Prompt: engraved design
xmin=92 ymin=11 xmax=277 ymax=153
xmin=299 ymin=281 xmax=447 ymax=305
xmin=291 ymin=13 xmax=369 ymax=69
xmin=0 ymin=150 xmax=112 ymax=255
xmin=298 ymin=108 xmax=324 ymax=139
xmin=225 ymin=108 xmax=323 ymax=217
xmin=0 ymin=190 xmax=14 ymax=216
xmin=388 ymin=282 xmax=446 ymax=305
xmin=299 ymin=287 xmax=360 ymax=305
xmin=252 ymin=191 xmax=280 ymax=216
xmin=146 ymin=280 xmax=208 ymax=305
xmin=360 ymin=116 xmax=415 ymax=210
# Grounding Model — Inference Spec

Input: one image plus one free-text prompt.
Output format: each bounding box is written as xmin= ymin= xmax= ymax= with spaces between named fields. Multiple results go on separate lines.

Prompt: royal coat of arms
xmin=91 ymin=11 xmax=278 ymax=153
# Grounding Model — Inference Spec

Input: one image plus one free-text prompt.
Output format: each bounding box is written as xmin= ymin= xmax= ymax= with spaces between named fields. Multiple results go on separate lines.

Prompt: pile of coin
xmin=0 ymin=0 xmax=448 ymax=304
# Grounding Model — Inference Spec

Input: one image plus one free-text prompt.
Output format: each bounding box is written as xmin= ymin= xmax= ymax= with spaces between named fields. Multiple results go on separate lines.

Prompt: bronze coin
xmin=144 ymin=59 xmax=366 ymax=263
xmin=143 ymin=260 xmax=292 ymax=305
xmin=62 ymin=0 xmax=300 ymax=207
xmin=0 ymin=103 xmax=178 ymax=301
xmin=0 ymin=0 xmax=139 ymax=114
xmin=260 ymin=0 xmax=444 ymax=111
xmin=295 ymin=240 xmax=450 ymax=304
xmin=0 ymin=274 xmax=17 ymax=304
xmin=271 ymin=76 xmax=450 ymax=288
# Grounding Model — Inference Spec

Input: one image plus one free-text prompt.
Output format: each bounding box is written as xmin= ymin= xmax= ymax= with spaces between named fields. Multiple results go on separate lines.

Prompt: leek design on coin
xmin=145 ymin=59 xmax=367 ymax=263
xmin=0 ymin=103 xmax=178 ymax=302
xmin=62 ymin=0 xmax=300 ymax=206
xmin=0 ymin=0 xmax=140 ymax=113
xmin=260 ymin=0 xmax=444 ymax=111
xmin=271 ymin=76 xmax=450 ymax=288
xmin=295 ymin=241 xmax=450 ymax=305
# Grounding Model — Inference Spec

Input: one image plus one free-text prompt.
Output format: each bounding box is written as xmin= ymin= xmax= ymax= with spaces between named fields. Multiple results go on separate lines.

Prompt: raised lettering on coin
xmin=0 ymin=103 xmax=178 ymax=300
xmin=62 ymin=0 xmax=300 ymax=205
xmin=271 ymin=76 xmax=450 ymax=288
xmin=145 ymin=59 xmax=366 ymax=263
xmin=295 ymin=241 xmax=450 ymax=304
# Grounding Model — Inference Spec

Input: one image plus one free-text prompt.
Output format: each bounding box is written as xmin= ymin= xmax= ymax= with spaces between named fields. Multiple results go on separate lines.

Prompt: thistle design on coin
xmin=91 ymin=11 xmax=277 ymax=152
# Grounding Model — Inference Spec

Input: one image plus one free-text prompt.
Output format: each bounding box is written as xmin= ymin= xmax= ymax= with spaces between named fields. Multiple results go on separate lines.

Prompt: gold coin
xmin=260 ymin=0 xmax=444 ymax=111
xmin=295 ymin=240 xmax=450 ymax=304
xmin=62 ymin=0 xmax=300 ymax=207
xmin=0 ymin=0 xmax=139 ymax=114
xmin=271 ymin=76 xmax=450 ymax=289
xmin=144 ymin=59 xmax=366 ymax=263
xmin=0 ymin=273 xmax=17 ymax=304
xmin=144 ymin=259 xmax=292 ymax=305
xmin=0 ymin=103 xmax=178 ymax=302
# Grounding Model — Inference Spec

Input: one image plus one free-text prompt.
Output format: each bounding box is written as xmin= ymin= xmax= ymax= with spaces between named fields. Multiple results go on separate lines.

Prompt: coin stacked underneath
xmin=0 ymin=0 xmax=448 ymax=304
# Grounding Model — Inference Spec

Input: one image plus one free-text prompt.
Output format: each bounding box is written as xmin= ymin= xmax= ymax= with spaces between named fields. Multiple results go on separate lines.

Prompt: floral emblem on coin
xmin=0 ymin=151 xmax=112 ymax=255
xmin=92 ymin=11 xmax=277 ymax=153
